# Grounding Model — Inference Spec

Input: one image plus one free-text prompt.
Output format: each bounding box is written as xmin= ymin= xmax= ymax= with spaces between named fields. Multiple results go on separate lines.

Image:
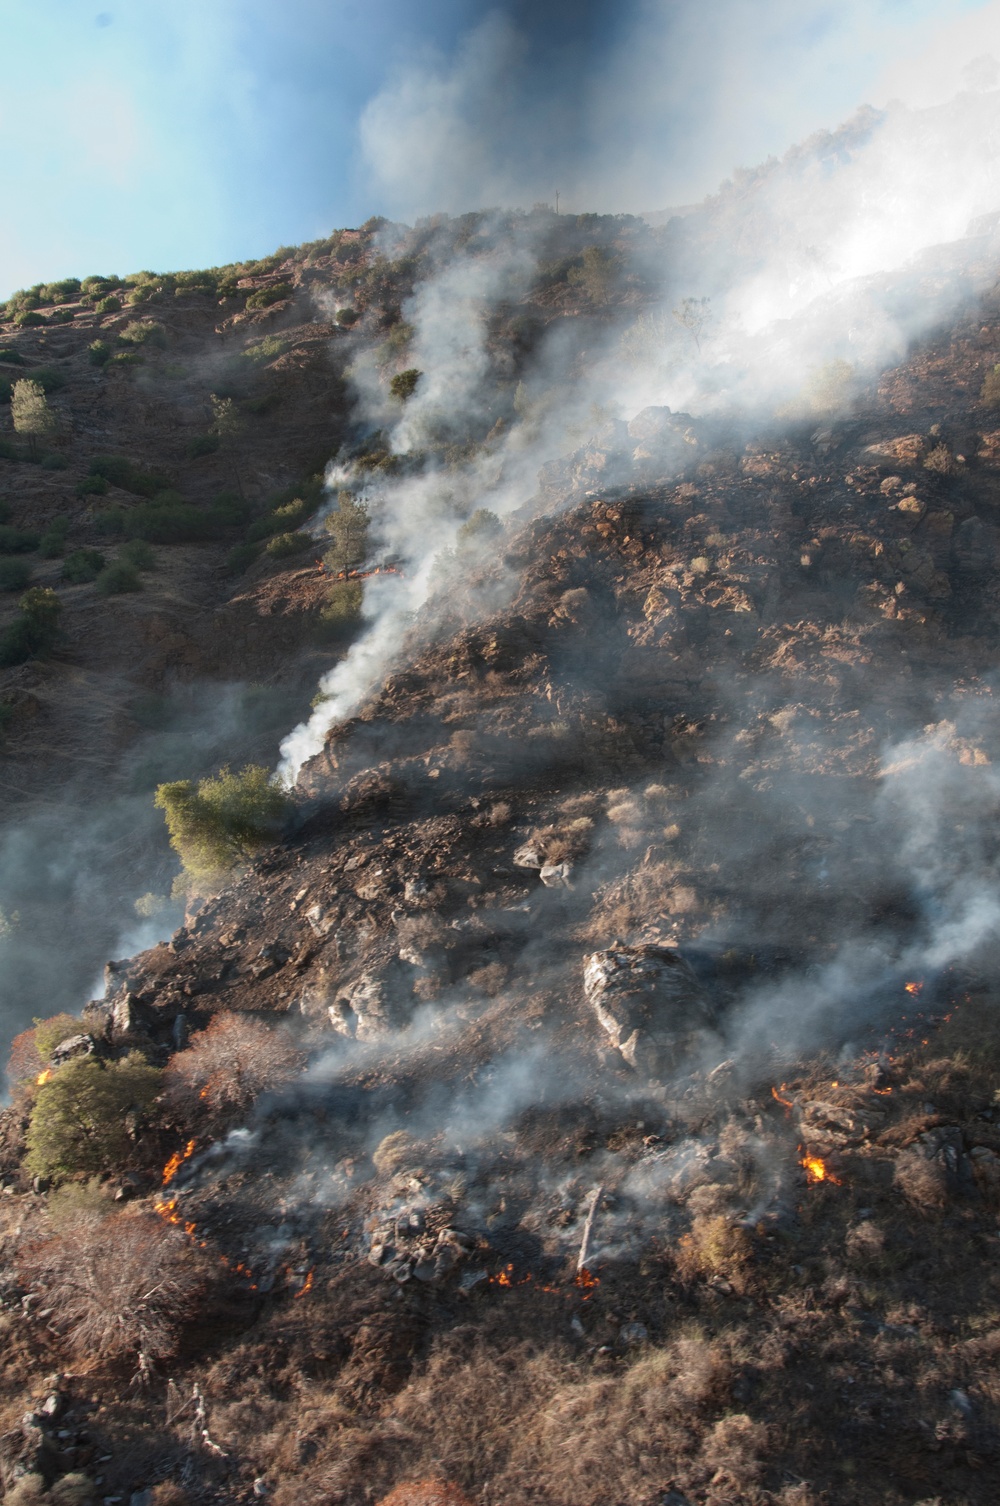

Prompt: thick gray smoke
xmin=280 ymin=72 xmax=1000 ymax=782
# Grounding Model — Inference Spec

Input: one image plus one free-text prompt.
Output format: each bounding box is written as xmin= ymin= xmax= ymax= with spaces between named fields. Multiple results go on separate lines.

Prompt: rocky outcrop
xmin=584 ymin=944 xmax=717 ymax=1075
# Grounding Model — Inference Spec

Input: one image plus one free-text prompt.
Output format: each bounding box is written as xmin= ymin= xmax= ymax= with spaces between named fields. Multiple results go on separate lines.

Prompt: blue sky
xmin=0 ymin=0 xmax=994 ymax=296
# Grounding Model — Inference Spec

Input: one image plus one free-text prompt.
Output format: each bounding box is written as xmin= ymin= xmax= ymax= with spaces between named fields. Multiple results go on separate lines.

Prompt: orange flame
xmin=294 ymin=1270 xmax=314 ymax=1299
xmin=771 ymin=1084 xmax=794 ymax=1113
xmin=162 ymin=1139 xmax=197 ymax=1186
xmin=36 ymin=1069 xmax=52 ymax=1086
xmin=800 ymin=1151 xmax=841 ymax=1185
xmin=904 ymin=980 xmax=924 ymax=996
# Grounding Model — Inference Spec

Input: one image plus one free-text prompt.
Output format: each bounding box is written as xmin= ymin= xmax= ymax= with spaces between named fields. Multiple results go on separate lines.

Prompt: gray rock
xmin=539 ymin=862 xmax=573 ymax=889
xmin=584 ymin=944 xmax=716 ymax=1077
xmin=513 ymin=842 xmax=544 ymax=869
xmin=305 ymin=903 xmax=335 ymax=937
xmin=619 ymin=1321 xmax=649 ymax=1346
xmin=51 ymin=1032 xmax=97 ymax=1065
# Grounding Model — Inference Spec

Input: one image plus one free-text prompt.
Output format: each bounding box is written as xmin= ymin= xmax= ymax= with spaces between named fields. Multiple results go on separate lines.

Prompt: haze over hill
xmin=4 ymin=68 xmax=1000 ymax=1506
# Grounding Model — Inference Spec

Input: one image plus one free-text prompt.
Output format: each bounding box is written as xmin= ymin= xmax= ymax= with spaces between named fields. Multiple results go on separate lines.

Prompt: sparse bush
xmin=0 ymin=557 xmax=31 ymax=590
xmin=675 ymin=1212 xmax=752 ymax=1290
xmin=62 ymin=548 xmax=106 ymax=584
xmin=164 ymin=1012 xmax=305 ymax=1117
xmin=336 ymin=306 xmax=359 ymax=326
xmin=226 ymin=541 xmax=261 ymax=574
xmin=186 ymin=432 xmax=220 ymax=458
xmin=95 ymin=560 xmax=141 ymax=595
xmin=88 ymin=339 xmax=112 ymax=366
xmin=40 ymin=451 xmax=68 ymax=469
xmin=154 ymin=763 xmax=289 ymax=889
xmin=27 ymin=366 xmax=67 ymax=393
xmin=87 ymin=453 xmax=170 ymax=497
xmin=390 ymin=367 xmax=421 ymax=401
xmin=25 ymin=1052 xmax=162 ymax=1178
xmin=243 ymin=335 xmax=287 ymax=362
xmin=17 ymin=1206 xmax=208 ymax=1365
xmin=119 ymin=537 xmax=155 ymax=569
xmin=981 ymin=364 xmax=1000 ymax=406
xmin=0 ymin=347 xmax=27 ymax=364
xmin=373 ymin=1130 xmax=419 ymax=1176
xmin=13 ymin=310 xmax=46 ymax=328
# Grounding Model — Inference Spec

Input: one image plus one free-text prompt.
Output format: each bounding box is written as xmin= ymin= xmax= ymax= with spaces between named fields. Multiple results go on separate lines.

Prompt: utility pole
xmin=555 ymin=191 xmax=560 ymax=215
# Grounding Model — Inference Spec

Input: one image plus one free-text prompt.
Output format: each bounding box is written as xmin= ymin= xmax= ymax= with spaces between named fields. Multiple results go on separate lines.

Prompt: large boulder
xmin=584 ymin=944 xmax=716 ymax=1075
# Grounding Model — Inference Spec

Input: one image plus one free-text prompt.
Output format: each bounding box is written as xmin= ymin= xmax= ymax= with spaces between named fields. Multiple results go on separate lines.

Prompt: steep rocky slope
xmin=3 ymin=207 xmax=1000 ymax=1506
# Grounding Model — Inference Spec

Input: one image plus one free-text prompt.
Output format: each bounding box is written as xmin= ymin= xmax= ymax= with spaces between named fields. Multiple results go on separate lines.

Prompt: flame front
xmin=162 ymin=1138 xmax=197 ymax=1186
xmin=801 ymin=1151 xmax=841 ymax=1185
xmin=904 ymin=980 xmax=924 ymax=996
xmin=771 ymin=1084 xmax=794 ymax=1112
xmin=36 ymin=1069 xmax=52 ymax=1086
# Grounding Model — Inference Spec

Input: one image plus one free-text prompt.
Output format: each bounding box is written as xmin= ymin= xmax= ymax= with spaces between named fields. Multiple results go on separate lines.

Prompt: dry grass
xmin=372 ymin=1130 xmax=418 ymax=1176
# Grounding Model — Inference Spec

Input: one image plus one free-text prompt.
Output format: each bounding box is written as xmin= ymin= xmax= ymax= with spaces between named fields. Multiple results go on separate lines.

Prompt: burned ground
xmin=5 ymin=217 xmax=1000 ymax=1506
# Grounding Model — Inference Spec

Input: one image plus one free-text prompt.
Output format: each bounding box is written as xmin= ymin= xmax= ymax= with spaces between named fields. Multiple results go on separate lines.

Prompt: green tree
xmin=568 ymin=245 xmax=620 ymax=304
xmin=11 ymin=379 xmax=56 ymax=456
xmin=25 ymin=1053 xmax=163 ymax=1179
xmin=210 ymin=393 xmax=247 ymax=498
xmin=672 ymin=296 xmax=711 ymax=353
xmin=0 ymin=587 xmax=62 ymax=667
xmin=389 ymin=367 xmax=421 ymax=401
xmin=154 ymin=763 xmax=289 ymax=891
xmin=323 ymin=491 xmax=370 ymax=576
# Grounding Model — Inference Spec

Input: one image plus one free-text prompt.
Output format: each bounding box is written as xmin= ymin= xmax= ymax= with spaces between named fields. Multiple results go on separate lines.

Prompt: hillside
xmin=2 ymin=179 xmax=1000 ymax=1506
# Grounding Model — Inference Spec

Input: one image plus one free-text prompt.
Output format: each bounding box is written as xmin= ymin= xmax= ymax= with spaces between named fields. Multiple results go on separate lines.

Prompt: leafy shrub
xmin=76 ymin=473 xmax=109 ymax=497
xmin=115 ymin=501 xmax=233 ymax=544
xmin=17 ymin=1206 xmax=208 ymax=1365
xmin=46 ymin=309 xmax=75 ymax=325
xmin=154 ymin=764 xmax=289 ymax=890
xmin=0 ymin=525 xmax=40 ymax=552
xmin=62 ymin=548 xmax=105 ymax=583
xmin=119 ymin=537 xmax=155 ymax=569
xmin=243 ymin=335 xmax=287 ymax=362
xmin=0 ymin=558 xmax=32 ymax=591
xmin=246 ymin=496 xmax=314 ymax=542
xmin=0 ymin=590 xmax=61 ymax=666
xmin=95 ymin=560 xmax=141 ymax=595
xmin=40 ymin=451 xmax=67 ymax=469
xmin=94 ymin=295 xmax=121 ymax=314
xmin=0 ymin=439 xmax=16 ymax=460
xmin=13 ymin=310 xmax=46 ymax=328
xmin=86 ymin=454 xmax=171 ymax=496
xmin=39 ymin=277 xmax=81 ymax=305
xmin=27 ymin=366 xmax=67 ymax=393
xmin=164 ymin=1012 xmax=305 ymax=1117
xmin=390 ymin=367 xmax=421 ymax=401
xmin=34 ymin=1012 xmax=86 ymax=1058
xmin=24 ymin=1052 xmax=162 ymax=1178
xmin=0 ymin=348 xmax=26 ymax=364
xmin=225 ymin=541 xmax=261 ymax=574
xmin=186 ymin=432 xmax=219 ymax=458
xmin=0 ymin=376 xmax=10 ymax=405
xmin=4 ymin=288 xmax=41 ymax=314
xmin=245 ymin=282 xmax=293 ymax=309
xmin=265 ymin=530 xmax=312 ymax=558
xmin=336 ymin=306 xmax=360 ymax=326
xmin=39 ymin=517 xmax=70 ymax=556
xmin=119 ymin=318 xmax=166 ymax=347
xmin=318 ymin=578 xmax=363 ymax=636
xmin=88 ymin=340 xmax=111 ymax=366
